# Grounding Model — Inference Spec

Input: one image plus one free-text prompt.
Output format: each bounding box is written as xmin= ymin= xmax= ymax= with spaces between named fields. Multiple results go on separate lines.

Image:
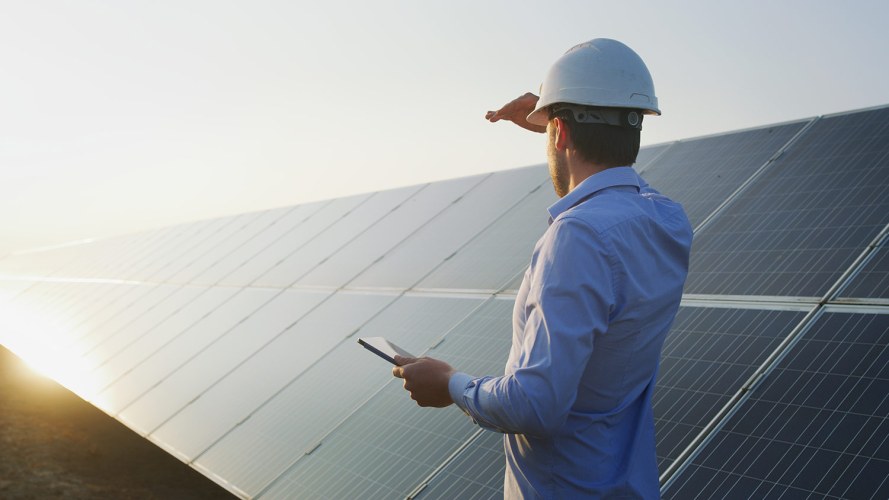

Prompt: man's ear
xmin=553 ymin=117 xmax=571 ymax=151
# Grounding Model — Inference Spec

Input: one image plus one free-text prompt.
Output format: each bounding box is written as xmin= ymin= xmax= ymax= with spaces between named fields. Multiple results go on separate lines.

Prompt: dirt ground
xmin=0 ymin=345 xmax=233 ymax=499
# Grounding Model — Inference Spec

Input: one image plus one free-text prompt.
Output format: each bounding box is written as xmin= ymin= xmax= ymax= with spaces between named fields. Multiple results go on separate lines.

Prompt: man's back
xmin=504 ymin=168 xmax=692 ymax=497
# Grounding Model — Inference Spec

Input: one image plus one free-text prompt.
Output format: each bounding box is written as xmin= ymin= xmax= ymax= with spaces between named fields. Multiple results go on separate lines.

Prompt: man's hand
xmin=392 ymin=356 xmax=455 ymax=408
xmin=485 ymin=92 xmax=547 ymax=133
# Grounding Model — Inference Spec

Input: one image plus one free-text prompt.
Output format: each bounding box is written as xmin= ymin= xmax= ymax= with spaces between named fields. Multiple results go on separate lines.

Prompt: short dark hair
xmin=549 ymin=107 xmax=641 ymax=167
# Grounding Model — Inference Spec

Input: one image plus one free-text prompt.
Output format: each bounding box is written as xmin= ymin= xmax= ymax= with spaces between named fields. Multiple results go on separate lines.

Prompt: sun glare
xmin=0 ymin=295 xmax=107 ymax=404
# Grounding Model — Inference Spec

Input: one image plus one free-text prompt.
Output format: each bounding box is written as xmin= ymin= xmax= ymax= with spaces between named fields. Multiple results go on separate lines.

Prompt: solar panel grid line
xmin=658 ymin=305 xmax=822 ymax=485
xmin=689 ymin=117 xmax=819 ymax=235
xmin=680 ymin=294 xmax=819 ymax=308
xmin=634 ymin=141 xmax=676 ymax=174
xmin=757 ymin=316 xmax=884 ymax=498
xmin=180 ymin=205 xmax=304 ymax=285
xmin=96 ymin=287 xmax=278 ymax=413
xmin=405 ymin=428 xmax=487 ymax=500
xmin=70 ymin=206 xmax=341 ymax=375
xmin=363 ymin=174 xmax=549 ymax=295
xmin=56 ymin=225 xmax=174 ymax=279
xmin=412 ymin=179 xmax=554 ymax=294
xmin=831 ymin=224 xmax=889 ymax=301
xmin=336 ymin=169 xmax=524 ymax=290
xmin=70 ymin=204 xmax=344 ymax=381
xmin=654 ymin=308 xmax=794 ymax=454
xmin=68 ymin=283 xmax=184 ymax=360
xmin=663 ymin=308 xmax=889 ymax=499
xmin=12 ymin=232 xmax=127 ymax=280
xmin=686 ymin=106 xmax=889 ymax=297
xmin=653 ymin=306 xmax=814 ymax=473
xmin=90 ymin=286 xmax=241 ymax=397
xmin=252 ymin=297 xmax=507 ymax=499
xmin=122 ymin=289 xmax=334 ymax=436
xmin=109 ymin=286 xmax=298 ymax=418
xmin=80 ymin=285 xmax=209 ymax=369
xmin=224 ymin=195 xmax=370 ymax=288
xmin=195 ymin=202 xmax=331 ymax=287
xmin=149 ymin=292 xmax=401 ymax=464
xmin=112 ymin=217 xmax=228 ymax=282
xmin=252 ymin=186 xmax=425 ymax=288
xmin=173 ymin=291 xmax=406 ymax=462
xmin=411 ymin=431 xmax=506 ymax=500
xmin=297 ymin=174 xmax=489 ymax=289
xmin=660 ymin=306 xmax=845 ymax=494
xmin=188 ymin=294 xmax=487 ymax=495
xmin=152 ymin=212 xmax=269 ymax=284
xmin=171 ymin=207 xmax=309 ymax=286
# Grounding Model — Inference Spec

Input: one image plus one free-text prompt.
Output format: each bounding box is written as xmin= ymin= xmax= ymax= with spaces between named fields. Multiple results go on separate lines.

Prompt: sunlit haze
xmin=2 ymin=1 xmax=888 ymax=256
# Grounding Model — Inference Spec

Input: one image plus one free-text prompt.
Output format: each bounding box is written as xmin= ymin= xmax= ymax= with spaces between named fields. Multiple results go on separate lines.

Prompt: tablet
xmin=357 ymin=337 xmax=414 ymax=365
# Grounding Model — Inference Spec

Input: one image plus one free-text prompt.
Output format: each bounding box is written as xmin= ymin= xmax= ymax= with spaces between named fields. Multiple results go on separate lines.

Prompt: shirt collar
xmin=547 ymin=166 xmax=640 ymax=221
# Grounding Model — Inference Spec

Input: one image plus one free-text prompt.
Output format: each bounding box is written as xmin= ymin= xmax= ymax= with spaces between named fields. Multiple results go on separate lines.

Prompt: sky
xmin=2 ymin=1 xmax=888 ymax=257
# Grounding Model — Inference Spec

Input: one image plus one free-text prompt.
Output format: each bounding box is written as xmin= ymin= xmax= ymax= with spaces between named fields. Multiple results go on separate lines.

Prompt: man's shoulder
xmin=553 ymin=189 xmax=690 ymax=239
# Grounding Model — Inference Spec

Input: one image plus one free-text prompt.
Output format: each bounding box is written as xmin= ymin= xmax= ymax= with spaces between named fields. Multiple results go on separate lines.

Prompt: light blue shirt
xmin=449 ymin=166 xmax=692 ymax=499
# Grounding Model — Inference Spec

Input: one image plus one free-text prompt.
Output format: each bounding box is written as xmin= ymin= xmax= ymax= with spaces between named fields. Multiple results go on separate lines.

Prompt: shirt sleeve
xmin=449 ymin=217 xmax=616 ymax=437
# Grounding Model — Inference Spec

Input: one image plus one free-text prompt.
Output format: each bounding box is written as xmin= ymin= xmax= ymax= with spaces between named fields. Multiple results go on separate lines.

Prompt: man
xmin=393 ymin=39 xmax=692 ymax=498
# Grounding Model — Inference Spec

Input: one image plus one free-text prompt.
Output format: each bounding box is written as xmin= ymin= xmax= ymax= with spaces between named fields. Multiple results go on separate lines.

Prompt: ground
xmin=0 ymin=345 xmax=233 ymax=499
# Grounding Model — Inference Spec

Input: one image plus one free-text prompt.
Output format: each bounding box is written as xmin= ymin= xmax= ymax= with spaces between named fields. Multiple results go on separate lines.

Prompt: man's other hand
xmin=392 ymin=356 xmax=455 ymax=408
xmin=485 ymin=92 xmax=547 ymax=133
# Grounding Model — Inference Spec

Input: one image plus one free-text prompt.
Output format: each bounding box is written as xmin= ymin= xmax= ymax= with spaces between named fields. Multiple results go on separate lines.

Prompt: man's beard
xmin=547 ymin=127 xmax=570 ymax=198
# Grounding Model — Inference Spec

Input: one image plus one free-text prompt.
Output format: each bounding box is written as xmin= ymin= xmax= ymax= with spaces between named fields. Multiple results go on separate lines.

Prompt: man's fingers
xmin=392 ymin=365 xmax=404 ymax=378
xmin=394 ymin=355 xmax=418 ymax=366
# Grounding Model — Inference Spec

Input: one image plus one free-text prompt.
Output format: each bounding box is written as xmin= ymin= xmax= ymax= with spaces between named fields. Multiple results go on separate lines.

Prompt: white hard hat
xmin=527 ymin=38 xmax=660 ymax=127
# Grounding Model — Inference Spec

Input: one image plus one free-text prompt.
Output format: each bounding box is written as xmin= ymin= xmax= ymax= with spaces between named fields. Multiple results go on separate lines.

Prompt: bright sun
xmin=0 ymin=293 xmax=107 ymax=403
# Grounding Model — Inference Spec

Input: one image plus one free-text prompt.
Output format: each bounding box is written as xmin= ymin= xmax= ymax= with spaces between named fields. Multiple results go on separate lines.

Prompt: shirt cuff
xmin=448 ymin=371 xmax=474 ymax=411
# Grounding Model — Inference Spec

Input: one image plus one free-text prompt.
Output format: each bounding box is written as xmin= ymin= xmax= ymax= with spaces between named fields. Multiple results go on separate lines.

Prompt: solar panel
xmin=639 ymin=121 xmax=808 ymax=228
xmin=254 ymin=186 xmax=423 ymax=288
xmin=654 ymin=304 xmax=810 ymax=470
xmin=412 ymin=430 xmax=504 ymax=500
xmin=634 ymin=142 xmax=673 ymax=174
xmin=406 ymin=304 xmax=812 ymax=497
xmin=97 ymin=287 xmax=280 ymax=413
xmin=151 ymin=291 xmax=398 ymax=461
xmin=347 ymin=165 xmax=548 ymax=291
xmin=117 ymin=289 xmax=329 ymax=435
xmin=194 ymin=294 xmax=485 ymax=497
xmin=187 ymin=203 xmax=324 ymax=286
xmin=138 ymin=214 xmax=257 ymax=283
xmin=297 ymin=175 xmax=485 ymax=289
xmin=685 ymin=106 xmax=889 ymax=297
xmin=838 ymin=234 xmax=889 ymax=300
xmin=2 ymin=104 xmax=888 ymax=500
xmin=664 ymin=308 xmax=889 ymax=499
xmin=80 ymin=285 xmax=207 ymax=369
xmin=220 ymin=194 xmax=367 ymax=287
xmin=416 ymin=183 xmax=556 ymax=292
xmin=90 ymin=285 xmax=240 ymax=389
xmin=258 ymin=298 xmax=515 ymax=499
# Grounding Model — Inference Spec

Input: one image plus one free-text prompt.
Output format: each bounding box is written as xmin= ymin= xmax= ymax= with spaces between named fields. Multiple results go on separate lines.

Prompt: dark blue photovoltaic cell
xmin=414 ymin=431 xmax=504 ymax=500
xmin=839 ymin=239 xmax=889 ymax=299
xmin=685 ymin=107 xmax=889 ymax=297
xmin=639 ymin=121 xmax=807 ymax=228
xmin=654 ymin=306 xmax=808 ymax=471
xmin=664 ymin=311 xmax=889 ymax=500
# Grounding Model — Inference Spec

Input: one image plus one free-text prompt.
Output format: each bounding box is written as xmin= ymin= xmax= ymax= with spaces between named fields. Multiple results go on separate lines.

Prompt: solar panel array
xmin=1 ymin=104 xmax=888 ymax=499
